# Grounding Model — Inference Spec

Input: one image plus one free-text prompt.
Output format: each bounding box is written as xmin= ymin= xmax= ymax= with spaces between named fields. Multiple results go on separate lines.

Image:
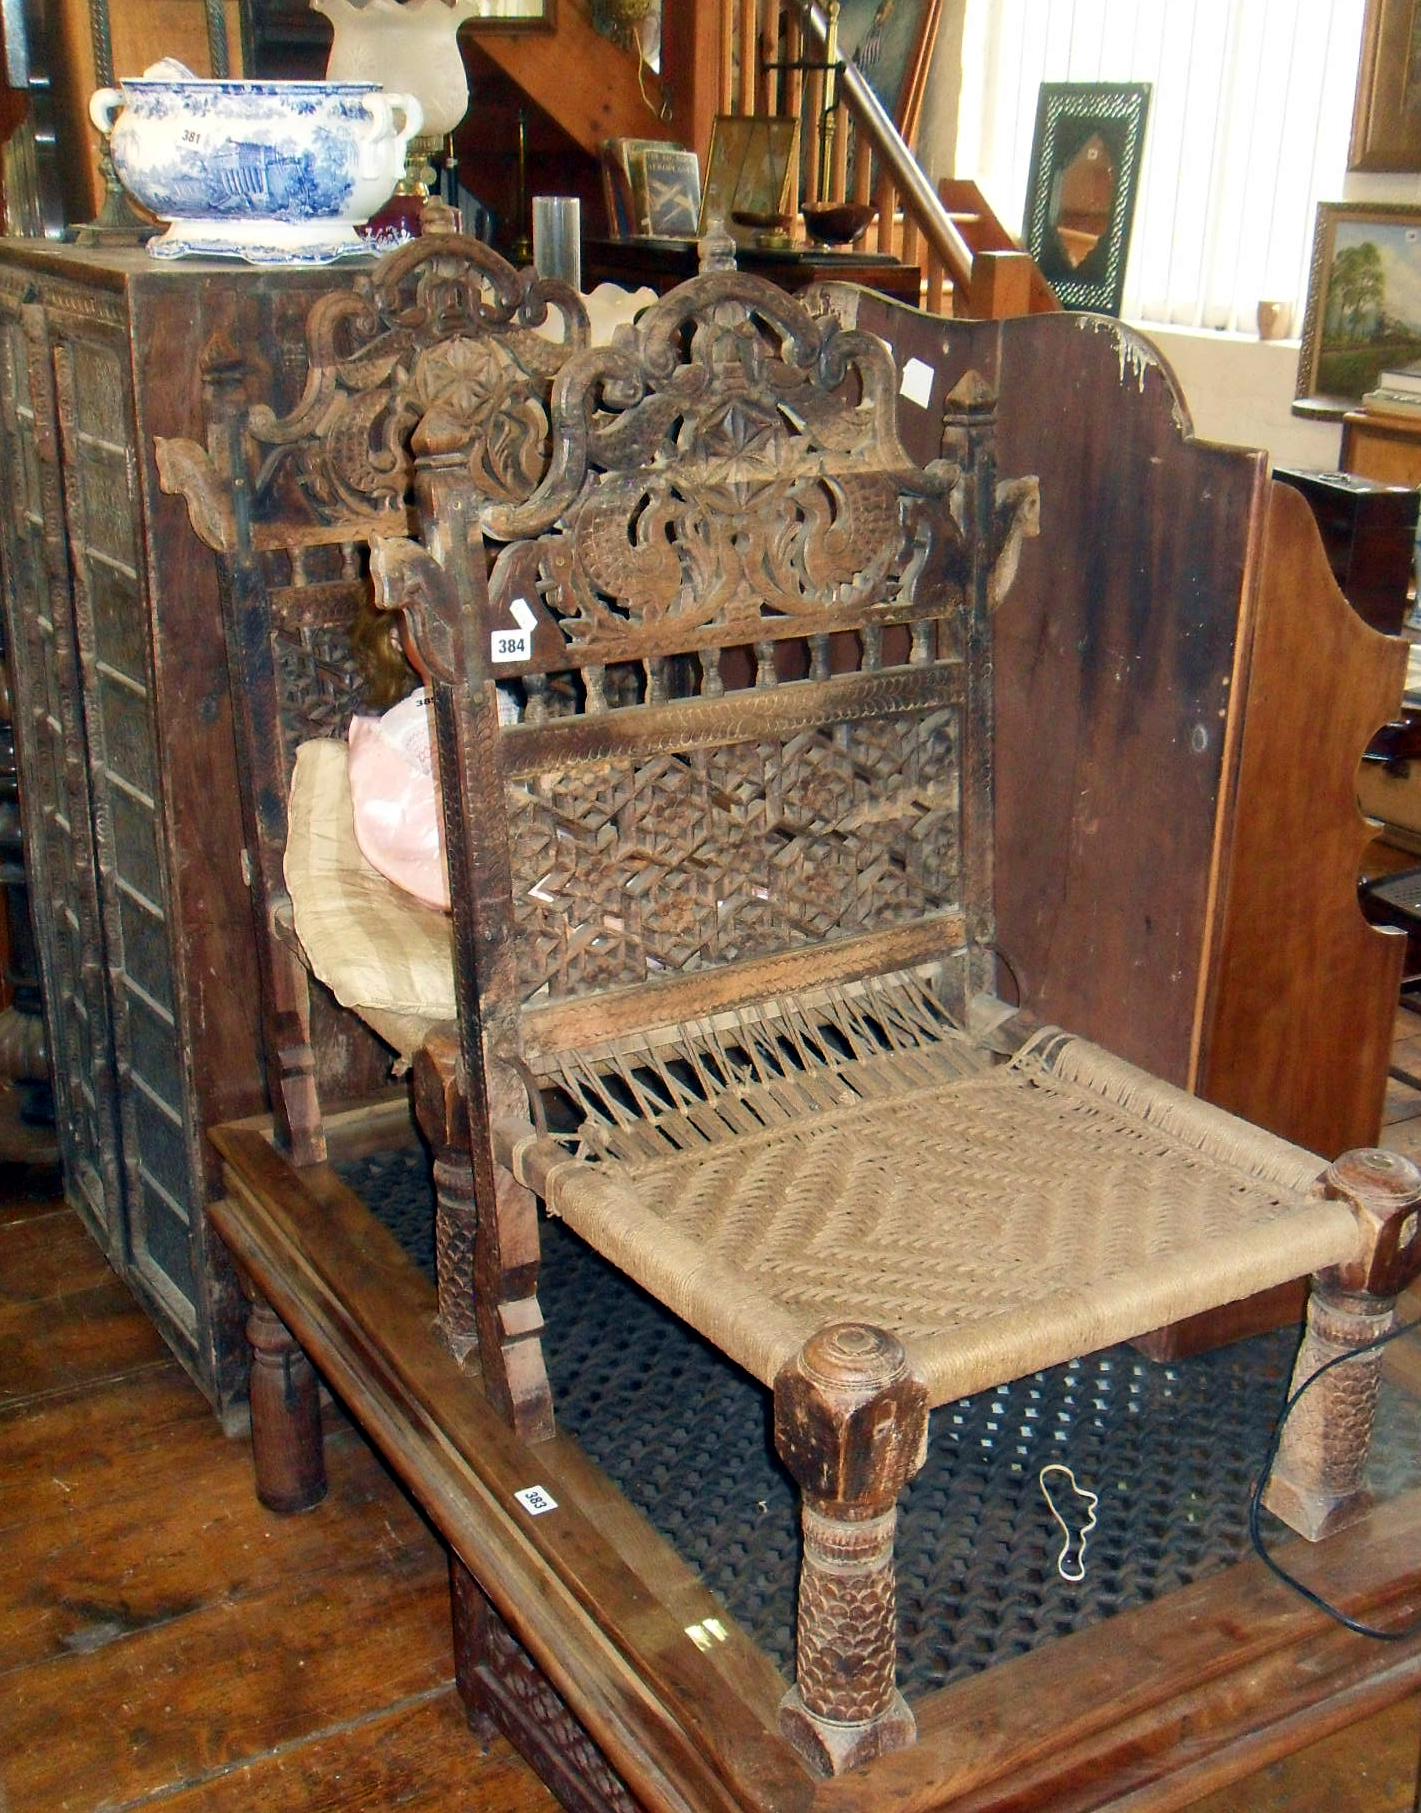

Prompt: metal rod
xmin=86 ymin=0 xmax=113 ymax=86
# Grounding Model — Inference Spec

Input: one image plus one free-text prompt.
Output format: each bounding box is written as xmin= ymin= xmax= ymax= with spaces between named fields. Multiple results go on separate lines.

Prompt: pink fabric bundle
xmin=346 ymin=690 xmax=450 ymax=912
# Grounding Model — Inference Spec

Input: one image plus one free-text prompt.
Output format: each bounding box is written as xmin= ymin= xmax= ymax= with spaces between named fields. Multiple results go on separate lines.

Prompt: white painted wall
xmin=1128 ymin=323 xmax=1341 ymax=471
xmin=1125 ymin=179 xmax=1421 ymax=474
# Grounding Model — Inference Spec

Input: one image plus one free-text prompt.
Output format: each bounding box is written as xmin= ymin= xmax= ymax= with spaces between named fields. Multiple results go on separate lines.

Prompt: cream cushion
xmin=284 ymin=738 xmax=456 ymax=1058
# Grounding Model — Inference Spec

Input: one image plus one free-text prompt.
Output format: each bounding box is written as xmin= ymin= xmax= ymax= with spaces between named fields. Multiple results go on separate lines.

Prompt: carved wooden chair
xmin=157 ymin=236 xmax=588 ymax=1358
xmin=370 ymin=259 xmax=1421 ymax=1776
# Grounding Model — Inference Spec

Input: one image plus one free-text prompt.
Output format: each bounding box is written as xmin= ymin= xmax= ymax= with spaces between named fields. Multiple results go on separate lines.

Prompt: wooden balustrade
xmin=688 ymin=0 xmax=1050 ymax=317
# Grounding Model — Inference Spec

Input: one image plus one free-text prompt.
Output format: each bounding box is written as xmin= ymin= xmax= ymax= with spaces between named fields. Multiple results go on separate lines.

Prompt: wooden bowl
xmin=802 ymin=202 xmax=877 ymax=246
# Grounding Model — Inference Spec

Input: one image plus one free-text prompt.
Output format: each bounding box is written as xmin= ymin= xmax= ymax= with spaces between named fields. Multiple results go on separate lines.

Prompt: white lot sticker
xmin=509 ymin=596 xmax=538 ymax=631
xmin=514 ymin=1485 xmax=558 ymax=1515
xmin=491 ymin=627 xmax=532 ymax=663
xmin=899 ymin=356 xmax=934 ymax=408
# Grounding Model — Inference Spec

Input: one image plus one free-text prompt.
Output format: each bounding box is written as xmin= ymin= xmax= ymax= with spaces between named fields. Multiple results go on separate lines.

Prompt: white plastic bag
xmin=347 ymin=689 xmax=450 ymax=911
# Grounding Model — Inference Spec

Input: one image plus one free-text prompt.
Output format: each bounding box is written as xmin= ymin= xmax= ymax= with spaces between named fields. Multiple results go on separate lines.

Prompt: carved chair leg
xmin=449 ymin=1553 xmax=500 ymax=1743
xmin=773 ymin=1323 xmax=928 ymax=1776
xmin=270 ymin=938 xmax=324 ymax=1167
xmin=1264 ymin=1148 xmax=1421 ymax=1542
xmin=246 ymin=1294 xmax=327 ymax=1514
xmin=477 ymin=1162 xmax=555 ymax=1443
xmin=413 ymin=1033 xmax=478 ymax=1364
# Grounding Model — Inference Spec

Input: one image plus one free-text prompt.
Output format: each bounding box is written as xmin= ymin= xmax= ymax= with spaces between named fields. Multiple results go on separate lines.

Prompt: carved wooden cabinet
xmin=0 ymin=241 xmax=355 ymax=1418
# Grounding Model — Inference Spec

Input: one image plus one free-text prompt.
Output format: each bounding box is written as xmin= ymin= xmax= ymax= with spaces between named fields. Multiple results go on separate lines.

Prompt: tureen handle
xmin=355 ymin=91 xmax=424 ymax=177
xmin=88 ymin=88 xmax=124 ymax=135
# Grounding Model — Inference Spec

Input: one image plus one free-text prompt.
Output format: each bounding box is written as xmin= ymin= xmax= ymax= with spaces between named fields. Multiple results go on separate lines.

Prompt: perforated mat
xmin=342 ymin=1147 xmax=1421 ymax=1701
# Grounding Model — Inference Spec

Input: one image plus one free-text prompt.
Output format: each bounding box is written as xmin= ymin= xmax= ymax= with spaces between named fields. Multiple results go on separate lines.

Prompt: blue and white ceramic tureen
xmin=89 ymin=60 xmax=423 ymax=264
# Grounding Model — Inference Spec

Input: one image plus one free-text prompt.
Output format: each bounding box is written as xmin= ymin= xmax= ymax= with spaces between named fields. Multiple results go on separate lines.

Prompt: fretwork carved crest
xmin=487 ymin=274 xmax=964 ymax=666
xmin=273 ymin=622 xmax=369 ymax=762
xmin=156 ymin=236 xmax=588 ymax=552
xmin=249 ymin=237 xmax=586 ymax=523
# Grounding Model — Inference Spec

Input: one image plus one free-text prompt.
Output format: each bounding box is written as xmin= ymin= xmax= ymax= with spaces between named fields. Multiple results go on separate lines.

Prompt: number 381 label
xmin=491 ymin=627 xmax=532 ymax=663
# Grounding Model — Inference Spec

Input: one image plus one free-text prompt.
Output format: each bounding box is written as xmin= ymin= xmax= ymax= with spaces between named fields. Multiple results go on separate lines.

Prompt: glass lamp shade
xmin=312 ymin=0 xmax=477 ymax=142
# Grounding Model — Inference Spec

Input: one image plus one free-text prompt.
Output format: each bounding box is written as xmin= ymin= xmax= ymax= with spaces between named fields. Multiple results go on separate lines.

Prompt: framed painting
xmin=699 ymin=114 xmax=800 ymax=243
xmin=1296 ymin=202 xmax=1421 ymax=406
xmin=836 ymin=0 xmax=941 ymax=146
xmin=1350 ymin=0 xmax=1421 ymax=172
xmin=1022 ymin=83 xmax=1151 ymax=317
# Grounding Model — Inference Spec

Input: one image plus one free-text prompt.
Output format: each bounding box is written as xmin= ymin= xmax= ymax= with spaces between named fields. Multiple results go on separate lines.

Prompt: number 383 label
xmin=491 ymin=627 xmax=531 ymax=663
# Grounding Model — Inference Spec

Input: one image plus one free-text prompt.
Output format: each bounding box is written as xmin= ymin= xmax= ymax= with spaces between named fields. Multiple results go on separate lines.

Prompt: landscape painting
xmin=1298 ymin=202 xmax=1421 ymax=402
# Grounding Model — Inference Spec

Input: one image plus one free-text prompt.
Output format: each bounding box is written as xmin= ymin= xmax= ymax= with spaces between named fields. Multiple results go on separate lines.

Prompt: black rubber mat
xmin=341 ymin=1146 xmax=1421 ymax=1700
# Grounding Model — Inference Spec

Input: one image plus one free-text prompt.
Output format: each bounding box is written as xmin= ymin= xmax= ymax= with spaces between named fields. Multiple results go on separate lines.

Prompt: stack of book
xmin=1363 ymin=362 xmax=1421 ymax=421
xmin=601 ymin=138 xmax=702 ymax=239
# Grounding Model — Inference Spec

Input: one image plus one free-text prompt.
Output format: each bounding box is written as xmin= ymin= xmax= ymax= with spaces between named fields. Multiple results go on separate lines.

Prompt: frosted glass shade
xmin=313 ymin=0 xmax=477 ymax=141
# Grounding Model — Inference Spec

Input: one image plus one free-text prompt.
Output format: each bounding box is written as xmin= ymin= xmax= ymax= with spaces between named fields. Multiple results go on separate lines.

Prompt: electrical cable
xmin=1249 ymin=1312 xmax=1421 ymax=1642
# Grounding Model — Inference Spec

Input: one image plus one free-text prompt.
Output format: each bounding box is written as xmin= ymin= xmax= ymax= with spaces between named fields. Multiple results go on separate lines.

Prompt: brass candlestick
xmin=72 ymin=0 xmax=160 ymax=242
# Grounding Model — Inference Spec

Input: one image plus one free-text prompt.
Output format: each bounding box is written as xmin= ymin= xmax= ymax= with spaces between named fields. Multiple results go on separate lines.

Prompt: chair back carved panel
xmin=375 ymin=270 xmax=1039 ymax=1047
xmin=505 ymin=708 xmax=963 ymax=1004
xmin=159 ymin=236 xmax=590 ymax=779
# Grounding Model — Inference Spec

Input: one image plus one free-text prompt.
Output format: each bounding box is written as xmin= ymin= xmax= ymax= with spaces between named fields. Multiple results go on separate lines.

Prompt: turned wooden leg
xmin=449 ymin=1554 xmax=500 ymax=1743
xmin=413 ymin=1032 xmax=478 ymax=1364
xmin=773 ymin=1322 xmax=928 ymax=1776
xmin=1265 ymin=1148 xmax=1421 ymax=1542
xmin=246 ymin=1295 xmax=327 ymax=1514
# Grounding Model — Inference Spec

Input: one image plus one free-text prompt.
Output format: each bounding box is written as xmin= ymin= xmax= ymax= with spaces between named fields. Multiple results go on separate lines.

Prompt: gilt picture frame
xmin=698 ymin=114 xmax=800 ymax=244
xmin=1350 ymin=0 xmax=1421 ymax=172
xmin=1296 ymin=201 xmax=1421 ymax=407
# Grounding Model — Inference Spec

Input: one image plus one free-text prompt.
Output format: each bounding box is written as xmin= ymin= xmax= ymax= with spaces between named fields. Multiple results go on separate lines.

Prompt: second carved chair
xmin=158 ymin=235 xmax=588 ymax=1357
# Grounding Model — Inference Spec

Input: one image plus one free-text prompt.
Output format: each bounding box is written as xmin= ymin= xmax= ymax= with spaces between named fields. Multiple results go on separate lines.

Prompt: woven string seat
xmin=509 ymin=997 xmax=1356 ymax=1404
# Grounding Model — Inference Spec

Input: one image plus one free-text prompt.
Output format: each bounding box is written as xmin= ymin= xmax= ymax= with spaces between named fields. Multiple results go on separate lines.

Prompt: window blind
xmin=954 ymin=0 xmax=1365 ymax=332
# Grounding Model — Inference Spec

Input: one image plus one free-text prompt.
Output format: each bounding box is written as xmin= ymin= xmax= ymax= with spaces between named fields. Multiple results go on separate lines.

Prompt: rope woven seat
xmin=511 ymin=1014 xmax=1354 ymax=1401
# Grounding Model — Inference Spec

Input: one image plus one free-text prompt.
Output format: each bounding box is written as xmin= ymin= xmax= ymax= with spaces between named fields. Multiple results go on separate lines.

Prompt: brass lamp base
xmin=71 ymin=144 xmax=160 ymax=245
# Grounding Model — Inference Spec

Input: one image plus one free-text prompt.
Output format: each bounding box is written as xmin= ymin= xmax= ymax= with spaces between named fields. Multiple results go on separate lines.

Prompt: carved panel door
xmin=0 ymin=283 xmax=124 ymax=1254
xmin=45 ymin=287 xmax=210 ymax=1333
xmin=0 ymin=243 xmax=330 ymax=1418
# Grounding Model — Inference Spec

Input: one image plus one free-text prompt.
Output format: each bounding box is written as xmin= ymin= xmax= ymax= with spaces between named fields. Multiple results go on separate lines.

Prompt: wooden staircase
xmin=939 ymin=178 xmax=1062 ymax=317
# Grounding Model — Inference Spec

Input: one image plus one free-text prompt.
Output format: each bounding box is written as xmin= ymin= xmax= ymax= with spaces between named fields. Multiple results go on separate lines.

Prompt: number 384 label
xmin=491 ymin=627 xmax=531 ymax=663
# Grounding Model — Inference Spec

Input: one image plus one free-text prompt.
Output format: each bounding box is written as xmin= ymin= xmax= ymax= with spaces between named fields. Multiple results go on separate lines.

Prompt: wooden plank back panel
xmin=989 ymin=312 xmax=1265 ymax=1089
xmin=848 ymin=292 xmax=1403 ymax=1166
xmin=846 ymin=299 xmax=1254 ymax=1086
xmin=1199 ymin=479 xmax=1406 ymax=1157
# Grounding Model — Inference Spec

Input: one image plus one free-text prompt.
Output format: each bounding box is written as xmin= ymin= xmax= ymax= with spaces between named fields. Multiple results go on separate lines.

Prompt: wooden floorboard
xmin=4 ymin=1027 xmax=1421 ymax=1810
xmin=0 ymin=1163 xmax=553 ymax=1813
xmin=0 ymin=1270 xmax=172 ymax=1409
